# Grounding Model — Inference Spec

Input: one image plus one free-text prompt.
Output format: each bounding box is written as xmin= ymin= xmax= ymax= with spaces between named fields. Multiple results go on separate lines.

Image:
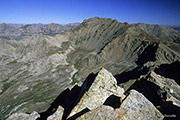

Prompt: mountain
xmin=133 ymin=23 xmax=180 ymax=43
xmin=167 ymin=25 xmax=180 ymax=31
xmin=0 ymin=17 xmax=180 ymax=120
xmin=0 ymin=23 xmax=80 ymax=40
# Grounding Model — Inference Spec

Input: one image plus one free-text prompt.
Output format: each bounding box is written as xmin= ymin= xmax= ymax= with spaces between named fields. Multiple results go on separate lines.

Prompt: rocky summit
xmin=1 ymin=17 xmax=180 ymax=120
xmin=68 ymin=68 xmax=124 ymax=118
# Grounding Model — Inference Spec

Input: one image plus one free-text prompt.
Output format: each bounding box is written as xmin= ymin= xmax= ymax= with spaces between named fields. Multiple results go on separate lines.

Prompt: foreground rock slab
xmin=77 ymin=90 xmax=164 ymax=120
xmin=47 ymin=106 xmax=64 ymax=120
xmin=119 ymin=90 xmax=164 ymax=120
xmin=68 ymin=68 xmax=124 ymax=118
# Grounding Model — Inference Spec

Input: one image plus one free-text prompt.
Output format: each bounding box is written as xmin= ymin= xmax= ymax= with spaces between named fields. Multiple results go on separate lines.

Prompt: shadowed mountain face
xmin=1 ymin=17 xmax=180 ymax=119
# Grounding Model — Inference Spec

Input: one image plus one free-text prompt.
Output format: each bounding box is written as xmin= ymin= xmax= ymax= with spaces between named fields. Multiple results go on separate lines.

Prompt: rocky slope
xmin=0 ymin=33 xmax=78 ymax=119
xmin=0 ymin=17 xmax=180 ymax=120
xmin=133 ymin=23 xmax=180 ymax=43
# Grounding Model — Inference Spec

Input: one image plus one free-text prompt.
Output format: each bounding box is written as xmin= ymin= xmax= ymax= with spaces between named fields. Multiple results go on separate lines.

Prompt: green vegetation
xmin=0 ymin=80 xmax=14 ymax=95
xmin=7 ymin=60 xmax=17 ymax=65
xmin=33 ymin=89 xmax=56 ymax=103
xmin=71 ymin=72 xmax=79 ymax=85
xmin=74 ymin=62 xmax=80 ymax=69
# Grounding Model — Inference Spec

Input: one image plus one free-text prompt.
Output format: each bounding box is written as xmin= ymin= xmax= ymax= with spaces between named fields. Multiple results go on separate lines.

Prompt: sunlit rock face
xmin=118 ymin=90 xmax=164 ymax=120
xmin=68 ymin=68 xmax=124 ymax=118
xmin=47 ymin=106 xmax=64 ymax=120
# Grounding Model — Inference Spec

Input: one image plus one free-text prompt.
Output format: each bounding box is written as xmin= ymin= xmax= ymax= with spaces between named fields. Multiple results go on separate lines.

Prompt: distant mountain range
xmin=166 ymin=25 xmax=180 ymax=30
xmin=0 ymin=22 xmax=80 ymax=40
xmin=0 ymin=22 xmax=179 ymax=41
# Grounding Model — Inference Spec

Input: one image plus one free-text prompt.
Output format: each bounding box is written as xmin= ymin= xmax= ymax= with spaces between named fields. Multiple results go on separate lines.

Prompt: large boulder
xmin=68 ymin=68 xmax=124 ymax=118
xmin=118 ymin=90 xmax=164 ymax=120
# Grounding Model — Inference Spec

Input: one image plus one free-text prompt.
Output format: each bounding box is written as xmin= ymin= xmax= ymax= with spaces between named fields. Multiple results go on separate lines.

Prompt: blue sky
xmin=0 ymin=0 xmax=179 ymax=25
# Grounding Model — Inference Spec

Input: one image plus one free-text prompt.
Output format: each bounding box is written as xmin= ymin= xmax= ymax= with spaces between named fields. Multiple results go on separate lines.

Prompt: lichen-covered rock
xmin=77 ymin=90 xmax=164 ymax=120
xmin=118 ymin=90 xmax=164 ymax=120
xmin=7 ymin=111 xmax=39 ymax=120
xmin=77 ymin=105 xmax=119 ymax=120
xmin=68 ymin=68 xmax=124 ymax=118
xmin=47 ymin=106 xmax=64 ymax=120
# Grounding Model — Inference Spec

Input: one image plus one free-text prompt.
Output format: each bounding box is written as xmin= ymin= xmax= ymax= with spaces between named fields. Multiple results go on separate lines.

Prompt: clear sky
xmin=0 ymin=0 xmax=179 ymax=25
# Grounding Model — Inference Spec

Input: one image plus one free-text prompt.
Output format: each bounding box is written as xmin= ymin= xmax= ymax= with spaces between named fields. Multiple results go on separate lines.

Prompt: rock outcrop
xmin=47 ymin=106 xmax=64 ymax=120
xmin=77 ymin=90 xmax=164 ymax=120
xmin=68 ymin=68 xmax=124 ymax=118
xmin=118 ymin=90 xmax=164 ymax=120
